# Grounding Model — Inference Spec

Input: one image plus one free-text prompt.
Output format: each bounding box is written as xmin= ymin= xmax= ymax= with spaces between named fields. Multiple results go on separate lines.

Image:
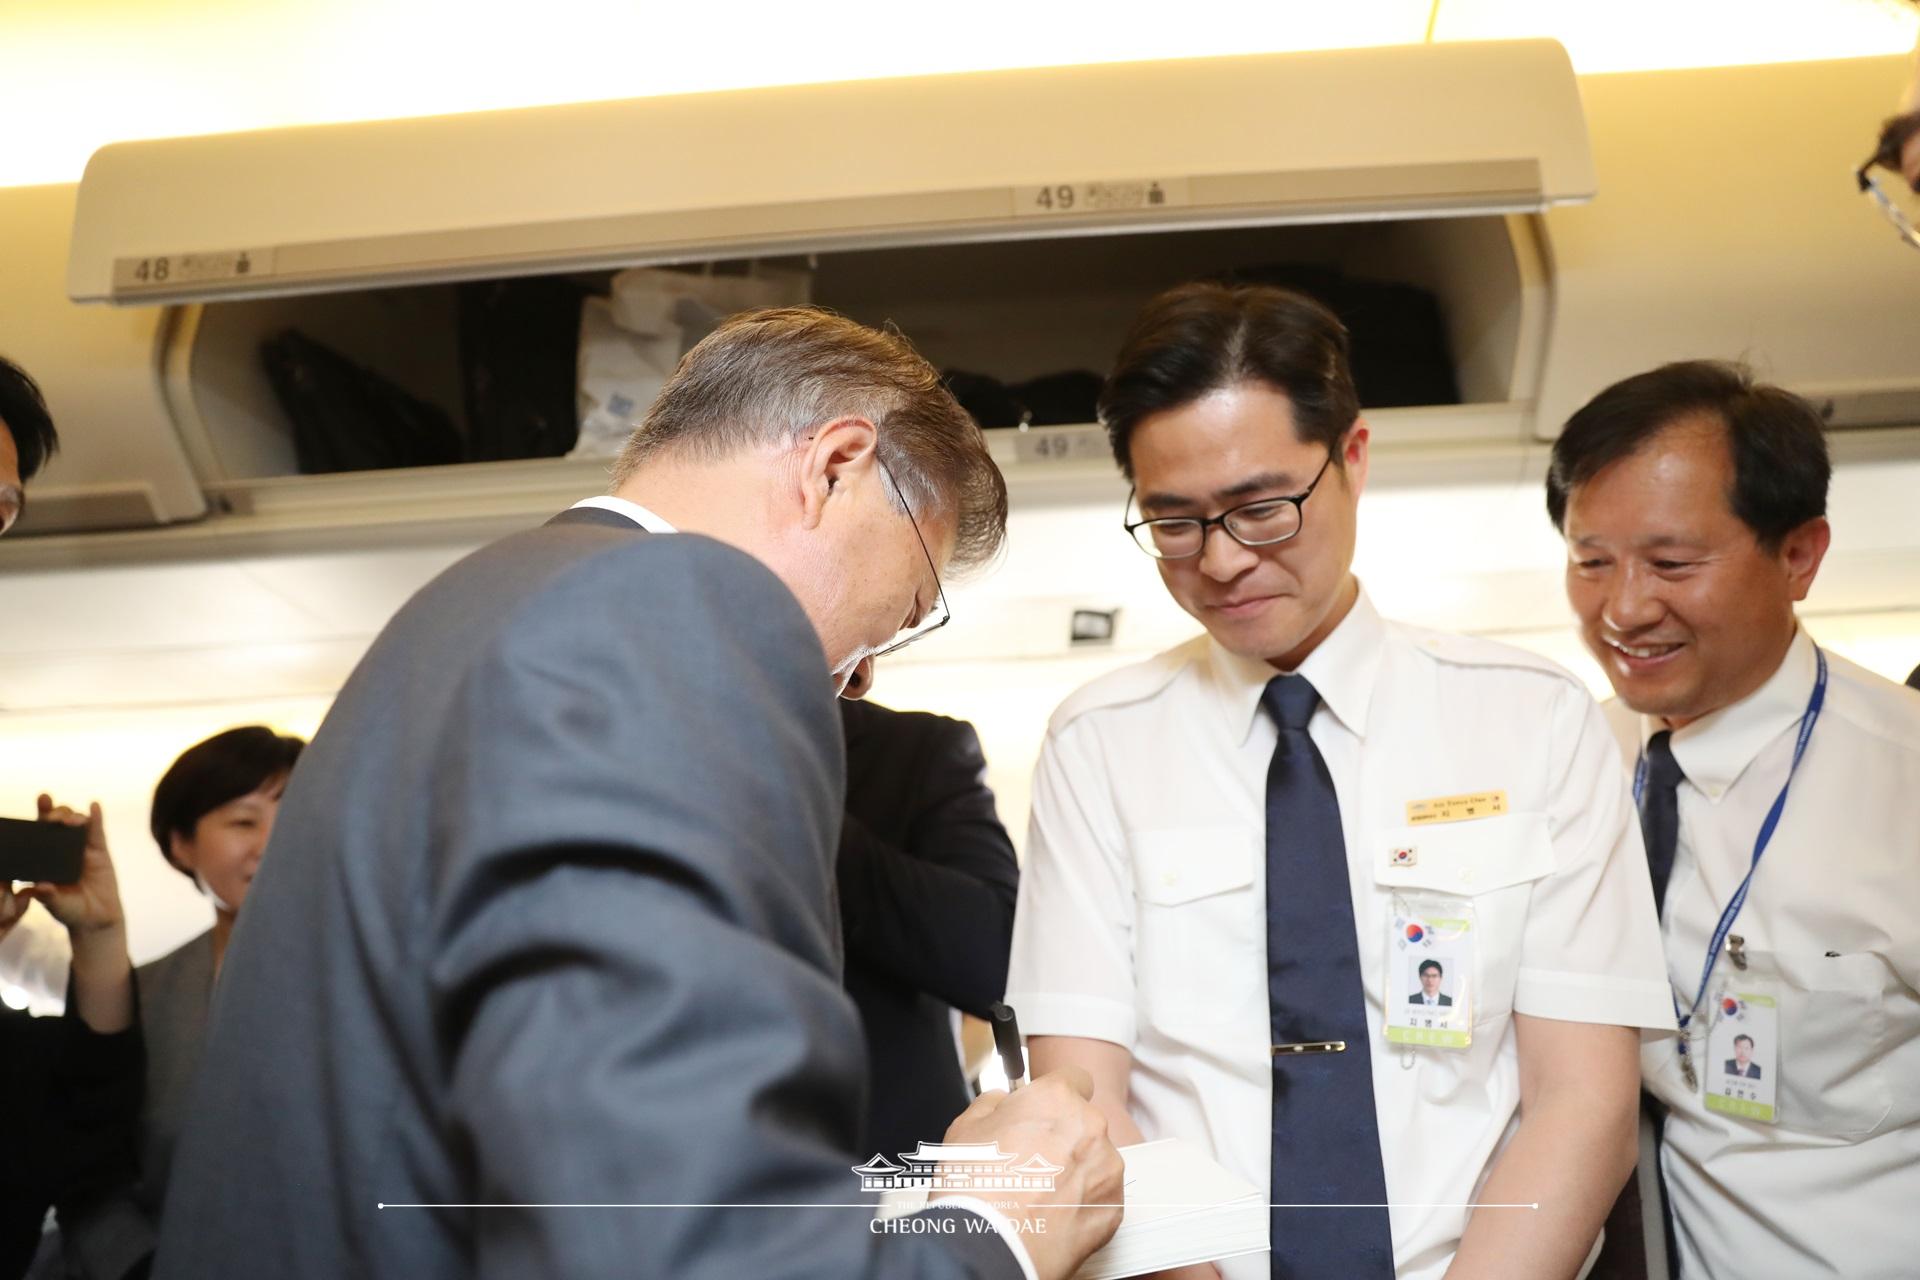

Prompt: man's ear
xmin=1780 ymin=516 xmax=1831 ymax=604
xmin=795 ymin=417 xmax=881 ymax=531
xmin=1341 ymin=418 xmax=1371 ymax=496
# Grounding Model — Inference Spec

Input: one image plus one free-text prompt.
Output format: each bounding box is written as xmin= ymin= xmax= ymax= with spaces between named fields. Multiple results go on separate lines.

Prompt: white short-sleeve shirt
xmin=1607 ymin=628 xmax=1920 ymax=1280
xmin=1005 ymin=589 xmax=1672 ymax=1280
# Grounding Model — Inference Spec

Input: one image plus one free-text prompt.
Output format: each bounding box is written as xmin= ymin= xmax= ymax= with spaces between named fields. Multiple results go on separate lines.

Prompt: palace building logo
xmin=853 ymin=1142 xmax=1062 ymax=1195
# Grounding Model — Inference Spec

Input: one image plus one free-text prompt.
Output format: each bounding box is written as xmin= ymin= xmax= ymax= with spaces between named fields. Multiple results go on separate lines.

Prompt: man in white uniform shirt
xmin=1005 ymin=283 xmax=1673 ymax=1280
xmin=1548 ymin=360 xmax=1920 ymax=1280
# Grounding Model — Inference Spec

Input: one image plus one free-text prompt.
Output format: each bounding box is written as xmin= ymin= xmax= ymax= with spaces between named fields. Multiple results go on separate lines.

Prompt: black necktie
xmin=1262 ymin=675 xmax=1394 ymax=1279
xmin=1640 ymin=731 xmax=1685 ymax=916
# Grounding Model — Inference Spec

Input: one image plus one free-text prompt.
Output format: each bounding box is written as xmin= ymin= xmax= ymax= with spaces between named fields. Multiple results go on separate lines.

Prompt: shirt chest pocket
xmin=1753 ymin=949 xmax=1895 ymax=1141
xmin=1371 ymin=812 xmax=1554 ymax=1025
xmin=1130 ymin=827 xmax=1261 ymax=1029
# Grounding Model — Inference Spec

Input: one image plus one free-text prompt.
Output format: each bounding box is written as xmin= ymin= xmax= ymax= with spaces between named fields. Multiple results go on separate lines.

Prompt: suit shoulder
xmin=509 ymin=529 xmax=803 ymax=636
xmin=841 ymin=701 xmax=984 ymax=761
xmin=1047 ymin=637 xmax=1209 ymax=735
xmin=461 ymin=529 xmax=828 ymax=704
xmin=845 ymin=700 xmax=977 ymax=739
xmin=1394 ymin=623 xmax=1590 ymax=694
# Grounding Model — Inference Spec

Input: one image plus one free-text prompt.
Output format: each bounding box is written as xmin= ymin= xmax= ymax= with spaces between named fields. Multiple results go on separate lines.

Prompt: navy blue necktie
xmin=1262 ymin=675 xmax=1394 ymax=1279
xmin=1640 ymin=731 xmax=1685 ymax=916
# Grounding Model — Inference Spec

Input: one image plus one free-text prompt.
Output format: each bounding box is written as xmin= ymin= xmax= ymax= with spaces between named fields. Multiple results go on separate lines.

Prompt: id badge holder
xmin=1384 ymin=893 xmax=1476 ymax=1050
xmin=1703 ymin=988 xmax=1779 ymax=1124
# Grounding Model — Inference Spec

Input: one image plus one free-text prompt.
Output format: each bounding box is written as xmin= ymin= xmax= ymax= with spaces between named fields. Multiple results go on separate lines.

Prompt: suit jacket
xmin=1408 ymin=993 xmax=1454 ymax=1006
xmin=0 ymin=1000 xmax=141 ymax=1279
xmin=839 ymin=700 xmax=1018 ymax=1158
xmin=151 ymin=507 xmax=1022 ymax=1280
xmin=65 ymin=930 xmax=214 ymax=1280
xmin=1723 ymin=1060 xmax=1762 ymax=1079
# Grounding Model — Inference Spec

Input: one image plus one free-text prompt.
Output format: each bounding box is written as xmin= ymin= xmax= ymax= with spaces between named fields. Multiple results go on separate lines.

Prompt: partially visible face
xmin=1421 ymin=966 xmax=1442 ymax=997
xmin=170 ymin=776 xmax=287 ymax=915
xmin=1562 ymin=418 xmax=1818 ymax=726
xmin=782 ymin=467 xmax=954 ymax=696
xmin=1902 ymin=120 xmax=1920 ymax=193
xmin=0 ymin=419 xmax=22 ymax=536
xmin=1128 ymin=382 xmax=1365 ymax=670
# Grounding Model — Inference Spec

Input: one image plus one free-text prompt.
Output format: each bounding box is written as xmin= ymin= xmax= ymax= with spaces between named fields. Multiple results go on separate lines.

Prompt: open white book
xmin=877 ymin=1137 xmax=1266 ymax=1279
xmin=1075 ymin=1138 xmax=1266 ymax=1279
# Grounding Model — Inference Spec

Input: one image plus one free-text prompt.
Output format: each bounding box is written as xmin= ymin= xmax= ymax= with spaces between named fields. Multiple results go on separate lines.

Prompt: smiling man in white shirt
xmin=1548 ymin=359 xmax=1920 ymax=1280
xmin=1005 ymin=282 xmax=1674 ymax=1280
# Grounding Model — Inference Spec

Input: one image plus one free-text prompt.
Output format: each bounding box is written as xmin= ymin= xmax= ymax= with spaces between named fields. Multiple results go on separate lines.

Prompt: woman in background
xmin=62 ymin=726 xmax=304 ymax=1280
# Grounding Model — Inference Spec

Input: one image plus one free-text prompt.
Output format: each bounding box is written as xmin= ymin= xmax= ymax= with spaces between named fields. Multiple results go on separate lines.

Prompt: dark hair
xmin=150 ymin=726 xmax=306 ymax=876
xmin=1547 ymin=360 xmax=1830 ymax=550
xmin=1098 ymin=282 xmax=1359 ymax=480
xmin=1418 ymin=959 xmax=1443 ymax=977
xmin=1734 ymin=1034 xmax=1755 ymax=1048
xmin=614 ymin=307 xmax=1007 ymax=573
xmin=0 ymin=355 xmax=58 ymax=481
xmin=1871 ymin=110 xmax=1920 ymax=181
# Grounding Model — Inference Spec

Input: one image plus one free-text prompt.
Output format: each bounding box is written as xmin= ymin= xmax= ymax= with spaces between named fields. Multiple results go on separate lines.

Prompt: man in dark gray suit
xmin=151 ymin=309 xmax=1122 ymax=1280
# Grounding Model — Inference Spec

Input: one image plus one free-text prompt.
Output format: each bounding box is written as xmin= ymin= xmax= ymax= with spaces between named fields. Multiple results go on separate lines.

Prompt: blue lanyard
xmin=1635 ymin=647 xmax=1828 ymax=1047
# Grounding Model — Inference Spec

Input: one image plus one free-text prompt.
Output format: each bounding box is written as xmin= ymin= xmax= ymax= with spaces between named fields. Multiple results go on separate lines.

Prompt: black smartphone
xmin=0 ymin=816 xmax=87 ymax=884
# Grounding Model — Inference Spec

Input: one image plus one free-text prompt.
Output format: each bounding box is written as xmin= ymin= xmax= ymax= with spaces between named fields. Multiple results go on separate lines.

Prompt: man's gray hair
xmin=612 ymin=307 xmax=1007 ymax=573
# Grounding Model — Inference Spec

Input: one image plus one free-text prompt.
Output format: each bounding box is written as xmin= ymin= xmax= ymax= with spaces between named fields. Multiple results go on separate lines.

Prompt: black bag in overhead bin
xmin=261 ymin=330 xmax=465 ymax=474
xmin=943 ymin=369 xmax=1105 ymax=429
xmin=1220 ymin=264 xmax=1460 ymax=408
xmin=457 ymin=277 xmax=586 ymax=461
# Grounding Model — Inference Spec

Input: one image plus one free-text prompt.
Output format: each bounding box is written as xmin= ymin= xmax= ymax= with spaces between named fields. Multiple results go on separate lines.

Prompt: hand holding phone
xmin=20 ymin=797 xmax=126 ymax=938
xmin=0 ymin=814 xmax=88 ymax=884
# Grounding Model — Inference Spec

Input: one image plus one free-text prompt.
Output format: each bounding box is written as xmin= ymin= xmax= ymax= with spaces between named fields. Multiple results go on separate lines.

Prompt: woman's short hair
xmin=150 ymin=726 xmax=306 ymax=875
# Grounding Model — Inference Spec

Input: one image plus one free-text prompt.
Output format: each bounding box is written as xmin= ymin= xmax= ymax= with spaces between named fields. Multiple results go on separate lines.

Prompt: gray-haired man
xmin=153 ymin=309 xmax=1122 ymax=1280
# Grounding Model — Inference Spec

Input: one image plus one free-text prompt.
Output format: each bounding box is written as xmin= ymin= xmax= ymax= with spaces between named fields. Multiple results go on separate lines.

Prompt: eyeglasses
xmin=1856 ymin=161 xmax=1920 ymax=253
xmin=1123 ymin=452 xmax=1335 ymax=560
xmin=868 ymin=455 xmax=951 ymax=658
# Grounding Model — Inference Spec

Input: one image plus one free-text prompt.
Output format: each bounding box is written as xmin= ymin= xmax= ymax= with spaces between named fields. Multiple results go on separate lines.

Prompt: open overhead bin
xmin=16 ymin=41 xmax=1591 ymax=555
xmin=67 ymin=40 xmax=1592 ymax=305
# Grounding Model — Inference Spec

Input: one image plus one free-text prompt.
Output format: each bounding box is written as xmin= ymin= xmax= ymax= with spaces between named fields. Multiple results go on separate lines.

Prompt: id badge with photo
xmin=1383 ymin=894 xmax=1475 ymax=1049
xmin=1704 ymin=990 xmax=1779 ymax=1124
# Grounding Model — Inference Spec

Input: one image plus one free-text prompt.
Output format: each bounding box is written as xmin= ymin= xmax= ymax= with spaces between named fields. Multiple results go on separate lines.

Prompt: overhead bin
xmin=66 ymin=40 xmax=1592 ymax=306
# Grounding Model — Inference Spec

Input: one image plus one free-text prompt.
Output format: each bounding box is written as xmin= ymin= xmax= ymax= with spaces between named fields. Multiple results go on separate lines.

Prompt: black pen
xmin=988 ymin=1001 xmax=1028 ymax=1090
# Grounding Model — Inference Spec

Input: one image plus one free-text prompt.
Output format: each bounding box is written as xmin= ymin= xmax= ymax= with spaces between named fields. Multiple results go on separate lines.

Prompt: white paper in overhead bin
xmin=608 ymin=264 xmax=813 ymax=341
xmin=572 ymin=296 xmax=678 ymax=460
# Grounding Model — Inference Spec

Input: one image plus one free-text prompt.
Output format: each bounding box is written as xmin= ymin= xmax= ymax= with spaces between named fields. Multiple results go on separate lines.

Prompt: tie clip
xmin=1272 ymin=1040 xmax=1347 ymax=1055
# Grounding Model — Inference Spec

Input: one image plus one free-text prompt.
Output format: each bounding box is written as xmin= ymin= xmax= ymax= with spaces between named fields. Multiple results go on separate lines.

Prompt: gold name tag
xmin=1405 ymin=790 xmax=1509 ymax=826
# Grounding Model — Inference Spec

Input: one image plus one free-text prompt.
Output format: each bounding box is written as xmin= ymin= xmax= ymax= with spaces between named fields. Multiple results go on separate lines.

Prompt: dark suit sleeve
xmin=837 ymin=717 xmax=1020 ymax=1017
xmin=426 ymin=538 xmax=1022 ymax=1280
xmin=55 ymin=974 xmax=154 ymax=1280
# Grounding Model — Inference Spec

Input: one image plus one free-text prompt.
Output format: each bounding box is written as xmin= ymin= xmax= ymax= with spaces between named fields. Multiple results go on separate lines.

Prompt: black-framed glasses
xmin=1857 ymin=159 xmax=1920 ymax=253
xmin=1123 ymin=452 xmax=1335 ymax=560
xmin=868 ymin=455 xmax=951 ymax=658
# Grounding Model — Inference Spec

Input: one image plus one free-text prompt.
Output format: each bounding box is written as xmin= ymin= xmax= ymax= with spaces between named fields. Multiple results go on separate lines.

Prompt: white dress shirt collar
xmin=1641 ymin=626 xmax=1816 ymax=803
xmin=568 ymin=494 xmax=678 ymax=534
xmin=1204 ymin=580 xmax=1385 ymax=747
